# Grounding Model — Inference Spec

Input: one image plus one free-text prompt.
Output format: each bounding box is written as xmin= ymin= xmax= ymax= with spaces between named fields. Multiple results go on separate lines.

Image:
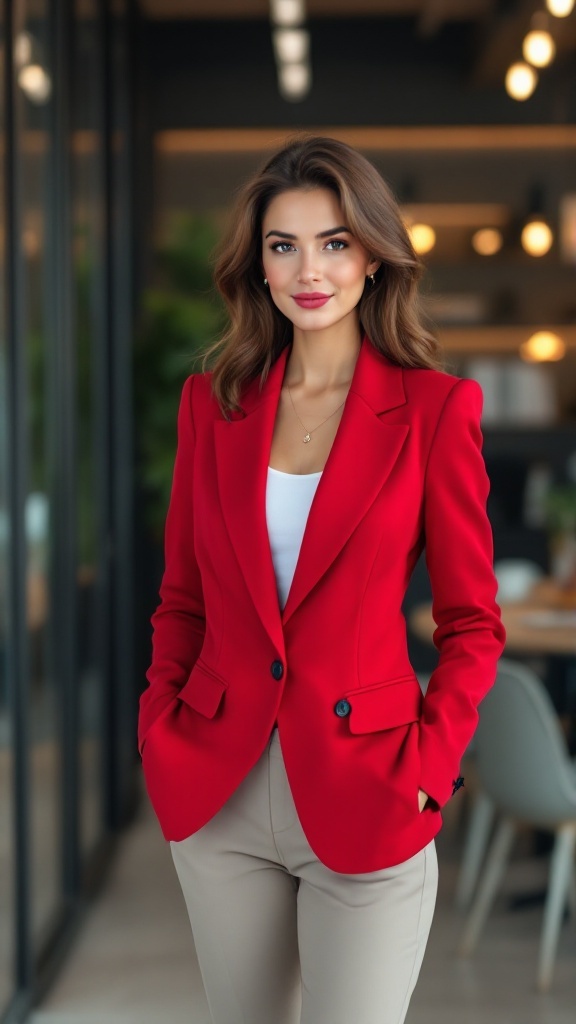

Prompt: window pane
xmin=0 ymin=3 xmax=15 ymax=1004
xmin=15 ymin=0 xmax=62 ymax=946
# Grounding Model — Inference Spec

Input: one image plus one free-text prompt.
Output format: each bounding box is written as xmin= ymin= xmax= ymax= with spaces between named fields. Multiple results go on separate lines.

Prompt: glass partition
xmin=0 ymin=1 xmax=137 ymax=1015
xmin=0 ymin=1 xmax=15 ymax=1004
xmin=14 ymin=0 xmax=63 ymax=950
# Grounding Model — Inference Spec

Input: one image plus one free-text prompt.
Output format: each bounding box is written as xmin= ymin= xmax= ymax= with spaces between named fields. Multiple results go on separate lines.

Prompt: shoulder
xmin=402 ymin=366 xmax=483 ymax=419
xmin=180 ymin=369 xmax=217 ymax=417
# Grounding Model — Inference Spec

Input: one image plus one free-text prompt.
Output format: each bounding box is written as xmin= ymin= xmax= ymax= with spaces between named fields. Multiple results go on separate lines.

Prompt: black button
xmin=270 ymin=660 xmax=284 ymax=680
xmin=334 ymin=699 xmax=351 ymax=718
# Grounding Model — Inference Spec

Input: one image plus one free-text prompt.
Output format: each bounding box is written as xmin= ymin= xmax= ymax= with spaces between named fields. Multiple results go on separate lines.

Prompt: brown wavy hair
xmin=202 ymin=134 xmax=443 ymax=417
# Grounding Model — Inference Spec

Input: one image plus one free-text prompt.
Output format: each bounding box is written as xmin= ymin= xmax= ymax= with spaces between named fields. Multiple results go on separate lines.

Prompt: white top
xmin=266 ymin=466 xmax=323 ymax=610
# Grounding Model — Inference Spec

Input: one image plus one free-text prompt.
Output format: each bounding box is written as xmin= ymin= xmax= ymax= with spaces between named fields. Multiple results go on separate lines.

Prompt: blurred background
xmin=1 ymin=1 xmax=576 ymax=1022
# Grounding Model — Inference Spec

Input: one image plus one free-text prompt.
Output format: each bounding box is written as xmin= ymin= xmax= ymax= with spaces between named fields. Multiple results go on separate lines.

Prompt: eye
xmin=325 ymin=239 xmax=348 ymax=251
xmin=270 ymin=242 xmax=296 ymax=253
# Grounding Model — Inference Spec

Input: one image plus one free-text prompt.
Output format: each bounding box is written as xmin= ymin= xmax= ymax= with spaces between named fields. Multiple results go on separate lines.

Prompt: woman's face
xmin=261 ymin=188 xmax=380 ymax=337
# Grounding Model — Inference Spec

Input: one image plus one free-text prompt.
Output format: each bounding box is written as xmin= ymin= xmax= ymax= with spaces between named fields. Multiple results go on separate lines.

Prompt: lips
xmin=292 ymin=293 xmax=332 ymax=309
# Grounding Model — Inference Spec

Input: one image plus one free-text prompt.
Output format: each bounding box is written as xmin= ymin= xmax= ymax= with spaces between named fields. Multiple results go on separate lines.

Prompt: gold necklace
xmin=285 ymin=385 xmax=347 ymax=444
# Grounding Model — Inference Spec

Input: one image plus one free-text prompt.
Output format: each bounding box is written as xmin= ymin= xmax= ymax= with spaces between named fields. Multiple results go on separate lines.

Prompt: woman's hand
xmin=418 ymin=788 xmax=429 ymax=813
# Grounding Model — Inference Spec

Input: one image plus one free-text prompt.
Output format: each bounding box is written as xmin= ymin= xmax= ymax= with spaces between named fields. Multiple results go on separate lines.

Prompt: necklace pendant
xmin=303 ymin=433 xmax=312 ymax=443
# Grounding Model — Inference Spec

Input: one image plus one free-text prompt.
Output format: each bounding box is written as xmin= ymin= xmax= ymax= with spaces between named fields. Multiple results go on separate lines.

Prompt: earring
xmin=369 ymin=273 xmax=376 ymax=286
xmin=263 ymin=277 xmax=269 ymax=287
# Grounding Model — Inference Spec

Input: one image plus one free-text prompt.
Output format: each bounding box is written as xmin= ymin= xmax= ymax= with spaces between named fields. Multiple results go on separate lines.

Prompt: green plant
xmin=544 ymin=484 xmax=576 ymax=534
xmin=134 ymin=212 xmax=226 ymax=539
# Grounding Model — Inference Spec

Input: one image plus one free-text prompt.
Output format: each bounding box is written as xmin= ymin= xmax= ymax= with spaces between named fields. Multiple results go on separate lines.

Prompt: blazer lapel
xmin=214 ymin=335 xmax=409 ymax=649
xmin=214 ymin=346 xmax=290 ymax=652
xmin=282 ymin=337 xmax=409 ymax=624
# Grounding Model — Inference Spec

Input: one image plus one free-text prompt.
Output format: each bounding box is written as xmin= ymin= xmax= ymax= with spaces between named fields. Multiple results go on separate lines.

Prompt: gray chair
xmin=454 ymin=789 xmax=495 ymax=911
xmin=457 ymin=657 xmax=576 ymax=992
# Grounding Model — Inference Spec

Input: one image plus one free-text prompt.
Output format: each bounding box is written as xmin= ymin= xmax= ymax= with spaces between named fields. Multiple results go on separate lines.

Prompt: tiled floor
xmin=30 ymin=785 xmax=576 ymax=1024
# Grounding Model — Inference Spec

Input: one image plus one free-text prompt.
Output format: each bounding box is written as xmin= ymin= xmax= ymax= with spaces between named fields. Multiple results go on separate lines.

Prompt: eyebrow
xmin=265 ymin=226 xmax=351 ymax=239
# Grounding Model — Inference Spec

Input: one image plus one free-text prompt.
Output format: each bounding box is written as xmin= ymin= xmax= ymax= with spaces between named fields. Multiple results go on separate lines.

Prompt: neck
xmin=286 ymin=319 xmax=363 ymax=391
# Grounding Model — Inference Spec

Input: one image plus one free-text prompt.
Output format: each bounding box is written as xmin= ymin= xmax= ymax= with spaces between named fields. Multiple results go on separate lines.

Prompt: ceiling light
xmin=273 ymin=28 xmax=309 ymax=64
xmin=520 ymin=331 xmax=565 ymax=361
xmin=546 ymin=0 xmax=574 ymax=16
xmin=407 ymin=223 xmax=436 ymax=255
xmin=505 ymin=62 xmax=538 ymax=100
xmin=18 ymin=64 xmax=52 ymax=104
xmin=523 ymin=30 xmax=556 ymax=67
xmin=521 ymin=219 xmax=553 ymax=256
xmin=270 ymin=0 xmax=306 ymax=26
xmin=472 ymin=228 xmax=503 ymax=256
xmin=278 ymin=62 xmax=311 ymax=101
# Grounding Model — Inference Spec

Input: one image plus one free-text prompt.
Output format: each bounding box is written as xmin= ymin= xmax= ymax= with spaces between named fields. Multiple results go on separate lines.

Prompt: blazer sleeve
xmin=418 ymin=377 xmax=506 ymax=808
xmin=137 ymin=374 xmax=206 ymax=755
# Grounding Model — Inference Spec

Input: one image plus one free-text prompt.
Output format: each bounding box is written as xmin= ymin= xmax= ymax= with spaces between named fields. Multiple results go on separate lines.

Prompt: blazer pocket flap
xmin=178 ymin=662 xmax=227 ymax=719
xmin=346 ymin=676 xmax=423 ymax=734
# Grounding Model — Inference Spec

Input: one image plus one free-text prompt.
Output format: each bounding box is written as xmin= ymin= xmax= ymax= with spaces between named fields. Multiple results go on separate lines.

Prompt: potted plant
xmin=134 ymin=212 xmax=226 ymax=540
xmin=544 ymin=483 xmax=576 ymax=592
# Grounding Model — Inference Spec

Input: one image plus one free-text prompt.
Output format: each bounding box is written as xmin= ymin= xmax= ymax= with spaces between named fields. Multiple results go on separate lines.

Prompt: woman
xmin=138 ymin=135 xmax=506 ymax=1024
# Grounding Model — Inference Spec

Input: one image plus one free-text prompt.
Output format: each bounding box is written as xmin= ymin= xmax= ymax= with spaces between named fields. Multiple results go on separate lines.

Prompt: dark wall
xmin=146 ymin=17 xmax=576 ymax=130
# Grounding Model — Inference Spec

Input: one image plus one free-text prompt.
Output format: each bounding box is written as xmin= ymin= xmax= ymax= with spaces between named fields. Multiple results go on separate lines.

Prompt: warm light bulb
xmin=505 ymin=62 xmax=538 ymax=100
xmin=278 ymin=62 xmax=311 ymax=101
xmin=273 ymin=28 xmax=309 ymax=64
xmin=18 ymin=64 xmax=52 ymax=103
xmin=472 ymin=228 xmax=503 ymax=256
xmin=520 ymin=331 xmax=565 ymax=361
xmin=521 ymin=219 xmax=554 ymax=256
xmin=407 ymin=223 xmax=436 ymax=255
xmin=523 ymin=30 xmax=556 ymax=67
xmin=270 ymin=0 xmax=306 ymax=26
xmin=546 ymin=0 xmax=574 ymax=17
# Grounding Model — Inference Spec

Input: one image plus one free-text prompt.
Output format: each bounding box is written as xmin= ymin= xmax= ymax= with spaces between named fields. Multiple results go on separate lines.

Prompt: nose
xmin=297 ymin=248 xmax=322 ymax=284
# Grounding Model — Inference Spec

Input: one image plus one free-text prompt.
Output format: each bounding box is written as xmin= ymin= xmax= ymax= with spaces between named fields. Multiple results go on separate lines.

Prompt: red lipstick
xmin=292 ymin=293 xmax=332 ymax=309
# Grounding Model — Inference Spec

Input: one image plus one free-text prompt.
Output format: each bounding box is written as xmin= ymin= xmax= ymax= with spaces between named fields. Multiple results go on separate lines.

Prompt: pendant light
xmin=505 ymin=62 xmax=538 ymax=100
xmin=407 ymin=223 xmax=436 ymax=255
xmin=546 ymin=0 xmax=574 ymax=16
xmin=472 ymin=228 xmax=504 ymax=256
xmin=523 ymin=29 xmax=556 ymax=67
xmin=520 ymin=332 xmax=566 ymax=362
xmin=521 ymin=185 xmax=554 ymax=257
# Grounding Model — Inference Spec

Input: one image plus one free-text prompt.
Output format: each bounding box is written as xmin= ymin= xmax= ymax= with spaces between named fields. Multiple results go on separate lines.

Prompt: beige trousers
xmin=170 ymin=726 xmax=438 ymax=1024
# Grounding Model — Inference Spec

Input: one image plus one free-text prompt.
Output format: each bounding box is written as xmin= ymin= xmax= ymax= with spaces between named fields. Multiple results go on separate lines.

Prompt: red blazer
xmin=138 ymin=334 xmax=506 ymax=872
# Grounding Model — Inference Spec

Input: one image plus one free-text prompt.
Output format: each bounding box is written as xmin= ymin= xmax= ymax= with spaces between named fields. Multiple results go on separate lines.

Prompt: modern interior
xmin=1 ymin=2 xmax=575 ymax=1022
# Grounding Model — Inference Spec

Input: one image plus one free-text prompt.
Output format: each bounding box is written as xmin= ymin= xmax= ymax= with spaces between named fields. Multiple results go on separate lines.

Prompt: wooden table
xmin=409 ymin=579 xmax=576 ymax=656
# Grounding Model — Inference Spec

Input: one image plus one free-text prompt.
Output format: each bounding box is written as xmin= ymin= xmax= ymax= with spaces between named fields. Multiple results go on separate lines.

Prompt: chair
xmin=457 ymin=658 xmax=576 ymax=992
xmin=454 ymin=789 xmax=495 ymax=911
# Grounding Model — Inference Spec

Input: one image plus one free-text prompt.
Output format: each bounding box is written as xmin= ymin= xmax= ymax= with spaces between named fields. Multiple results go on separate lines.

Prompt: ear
xmin=367 ymin=256 xmax=381 ymax=275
